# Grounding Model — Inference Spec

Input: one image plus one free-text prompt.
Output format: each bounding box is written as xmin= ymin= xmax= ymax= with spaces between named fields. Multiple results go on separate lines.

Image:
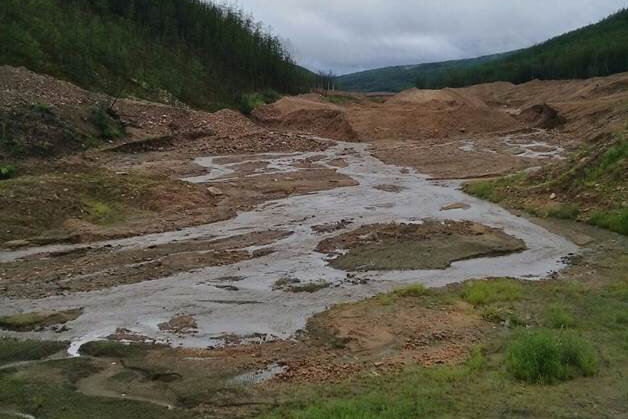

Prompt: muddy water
xmin=0 ymin=139 xmax=578 ymax=350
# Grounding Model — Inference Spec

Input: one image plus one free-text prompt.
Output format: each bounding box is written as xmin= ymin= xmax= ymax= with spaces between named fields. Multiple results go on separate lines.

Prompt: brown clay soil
xmin=0 ymin=66 xmax=354 ymax=247
xmin=254 ymin=73 xmax=628 ymax=178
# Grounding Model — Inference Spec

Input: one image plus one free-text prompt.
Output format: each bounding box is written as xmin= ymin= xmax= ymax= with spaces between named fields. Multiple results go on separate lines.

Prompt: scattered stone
xmin=215 ymin=284 xmax=239 ymax=291
xmin=550 ymin=193 xmax=557 ymax=200
xmin=158 ymin=314 xmax=198 ymax=335
xmin=207 ymin=186 xmax=224 ymax=196
xmin=3 ymin=239 xmax=30 ymax=249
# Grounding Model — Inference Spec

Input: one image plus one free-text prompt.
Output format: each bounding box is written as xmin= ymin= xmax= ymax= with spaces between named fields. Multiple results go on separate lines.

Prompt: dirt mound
xmin=387 ymin=87 xmax=489 ymax=109
xmin=517 ymin=103 xmax=566 ymax=129
xmin=0 ymin=65 xmax=105 ymax=109
xmin=253 ymin=95 xmax=359 ymax=141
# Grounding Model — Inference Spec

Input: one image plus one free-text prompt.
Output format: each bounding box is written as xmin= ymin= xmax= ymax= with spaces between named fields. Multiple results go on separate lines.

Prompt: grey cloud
xmin=236 ymin=0 xmax=628 ymax=74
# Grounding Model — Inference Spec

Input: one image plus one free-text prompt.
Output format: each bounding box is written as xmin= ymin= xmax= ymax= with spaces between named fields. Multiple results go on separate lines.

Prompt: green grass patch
xmin=543 ymin=304 xmax=576 ymax=329
xmin=461 ymin=278 xmax=523 ymax=306
xmin=376 ymin=284 xmax=430 ymax=305
xmin=0 ymin=309 xmax=82 ymax=332
xmin=0 ymin=338 xmax=67 ymax=366
xmin=506 ymin=330 xmax=598 ymax=384
xmin=286 ymin=281 xmax=331 ymax=293
xmin=589 ymin=208 xmax=628 ymax=235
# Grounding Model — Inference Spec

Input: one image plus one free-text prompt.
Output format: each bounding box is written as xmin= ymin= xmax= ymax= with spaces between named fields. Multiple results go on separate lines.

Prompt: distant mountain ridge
xmin=337 ymin=52 xmax=514 ymax=92
xmin=338 ymin=8 xmax=628 ymax=92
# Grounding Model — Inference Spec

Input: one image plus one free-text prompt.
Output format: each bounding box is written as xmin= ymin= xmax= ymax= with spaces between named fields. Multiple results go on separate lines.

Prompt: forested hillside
xmin=418 ymin=8 xmax=628 ymax=88
xmin=336 ymin=53 xmax=511 ymax=92
xmin=0 ymin=0 xmax=313 ymax=109
xmin=338 ymin=9 xmax=628 ymax=92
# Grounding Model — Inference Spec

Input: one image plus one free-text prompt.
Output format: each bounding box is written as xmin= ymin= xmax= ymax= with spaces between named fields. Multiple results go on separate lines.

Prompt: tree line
xmin=0 ymin=0 xmax=315 ymax=109
xmin=416 ymin=9 xmax=628 ymax=89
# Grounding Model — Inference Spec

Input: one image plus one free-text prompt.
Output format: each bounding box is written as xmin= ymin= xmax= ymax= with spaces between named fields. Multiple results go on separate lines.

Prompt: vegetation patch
xmin=543 ymin=304 xmax=576 ymax=329
xmin=461 ymin=278 xmax=523 ymax=306
xmin=506 ymin=330 xmax=598 ymax=384
xmin=588 ymin=208 xmax=628 ymax=235
xmin=0 ymin=338 xmax=67 ymax=366
xmin=0 ymin=164 xmax=16 ymax=180
xmin=464 ymin=133 xmax=628 ymax=235
xmin=79 ymin=341 xmax=161 ymax=359
xmin=285 ymin=281 xmax=331 ymax=293
xmin=0 ymin=309 xmax=83 ymax=332
xmin=240 ymin=90 xmax=282 ymax=115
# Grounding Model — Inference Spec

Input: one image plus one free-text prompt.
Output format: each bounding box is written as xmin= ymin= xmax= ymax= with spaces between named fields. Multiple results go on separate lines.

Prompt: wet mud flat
xmin=0 ymin=139 xmax=577 ymax=352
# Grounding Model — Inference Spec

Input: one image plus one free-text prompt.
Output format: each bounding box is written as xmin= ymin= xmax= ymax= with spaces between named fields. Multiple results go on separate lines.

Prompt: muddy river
xmin=0 ymin=139 xmax=578 ymax=351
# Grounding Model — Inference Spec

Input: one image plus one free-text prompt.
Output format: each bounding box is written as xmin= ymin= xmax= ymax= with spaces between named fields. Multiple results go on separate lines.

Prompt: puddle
xmin=228 ymin=363 xmax=287 ymax=385
xmin=0 ymin=139 xmax=578 ymax=350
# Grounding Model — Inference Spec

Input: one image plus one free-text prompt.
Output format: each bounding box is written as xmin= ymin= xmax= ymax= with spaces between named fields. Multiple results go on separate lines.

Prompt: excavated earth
xmin=1 ymin=66 xmax=628 ymax=414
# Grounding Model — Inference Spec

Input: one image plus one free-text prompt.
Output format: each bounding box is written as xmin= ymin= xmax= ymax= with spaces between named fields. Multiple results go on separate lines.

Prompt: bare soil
xmin=316 ymin=221 xmax=526 ymax=271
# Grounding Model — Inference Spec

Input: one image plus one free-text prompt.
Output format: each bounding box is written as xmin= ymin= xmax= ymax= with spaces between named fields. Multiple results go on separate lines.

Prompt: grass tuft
xmin=506 ymin=330 xmax=597 ymax=384
xmin=588 ymin=208 xmax=628 ymax=235
xmin=461 ymin=278 xmax=523 ymax=306
xmin=543 ymin=304 xmax=576 ymax=329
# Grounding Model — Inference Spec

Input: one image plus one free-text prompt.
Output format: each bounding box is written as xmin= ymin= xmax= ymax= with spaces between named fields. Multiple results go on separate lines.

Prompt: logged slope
xmin=337 ymin=53 xmax=512 ymax=92
xmin=0 ymin=0 xmax=311 ymax=110
xmin=339 ymin=8 xmax=628 ymax=92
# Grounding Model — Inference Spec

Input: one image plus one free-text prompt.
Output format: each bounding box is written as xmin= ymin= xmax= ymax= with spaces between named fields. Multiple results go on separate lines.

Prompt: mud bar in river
xmin=0 ymin=138 xmax=578 ymax=351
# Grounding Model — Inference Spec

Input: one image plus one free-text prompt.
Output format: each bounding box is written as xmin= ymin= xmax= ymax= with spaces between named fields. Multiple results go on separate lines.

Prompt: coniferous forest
xmin=416 ymin=9 xmax=628 ymax=89
xmin=0 ymin=0 xmax=313 ymax=109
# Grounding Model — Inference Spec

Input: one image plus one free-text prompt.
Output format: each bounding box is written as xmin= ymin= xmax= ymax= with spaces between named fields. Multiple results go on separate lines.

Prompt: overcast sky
xmin=236 ymin=0 xmax=628 ymax=75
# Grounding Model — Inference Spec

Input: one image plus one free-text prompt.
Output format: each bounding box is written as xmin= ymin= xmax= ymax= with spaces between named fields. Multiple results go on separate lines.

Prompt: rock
xmin=550 ymin=193 xmax=557 ymax=200
xmin=3 ymin=239 xmax=30 ymax=249
xmin=440 ymin=202 xmax=471 ymax=211
xmin=207 ymin=186 xmax=223 ymax=196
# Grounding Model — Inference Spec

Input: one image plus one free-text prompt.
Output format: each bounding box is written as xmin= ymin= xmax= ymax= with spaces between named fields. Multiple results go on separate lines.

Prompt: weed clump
xmin=507 ymin=330 xmax=597 ymax=384
xmin=543 ymin=304 xmax=576 ymax=329
xmin=0 ymin=164 xmax=16 ymax=180
xmin=589 ymin=208 xmax=628 ymax=235
xmin=461 ymin=279 xmax=523 ymax=306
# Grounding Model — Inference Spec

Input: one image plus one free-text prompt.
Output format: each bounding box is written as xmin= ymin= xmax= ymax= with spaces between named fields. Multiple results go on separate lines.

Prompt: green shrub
xmin=543 ymin=304 xmax=576 ymax=329
xmin=0 ymin=164 xmax=16 ymax=180
xmin=461 ymin=279 xmax=523 ymax=306
xmin=239 ymin=90 xmax=281 ymax=115
xmin=589 ymin=208 xmax=628 ymax=235
xmin=89 ymin=107 xmax=125 ymax=139
xmin=507 ymin=330 xmax=598 ymax=384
